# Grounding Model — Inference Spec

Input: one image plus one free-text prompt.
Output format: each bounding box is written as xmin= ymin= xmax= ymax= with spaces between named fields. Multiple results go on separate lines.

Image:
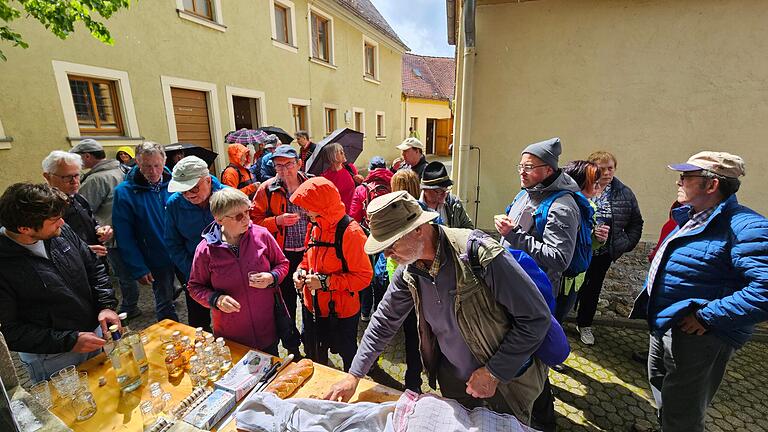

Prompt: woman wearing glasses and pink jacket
xmin=188 ymin=187 xmax=289 ymax=355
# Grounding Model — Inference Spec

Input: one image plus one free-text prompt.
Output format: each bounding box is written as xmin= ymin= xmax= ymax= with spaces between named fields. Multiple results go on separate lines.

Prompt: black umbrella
xmin=304 ymin=128 xmax=364 ymax=176
xmin=257 ymin=126 xmax=294 ymax=145
xmin=164 ymin=143 xmax=219 ymax=170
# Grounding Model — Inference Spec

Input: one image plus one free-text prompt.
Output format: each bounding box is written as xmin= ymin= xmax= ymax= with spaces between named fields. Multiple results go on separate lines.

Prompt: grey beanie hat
xmin=521 ymin=137 xmax=561 ymax=169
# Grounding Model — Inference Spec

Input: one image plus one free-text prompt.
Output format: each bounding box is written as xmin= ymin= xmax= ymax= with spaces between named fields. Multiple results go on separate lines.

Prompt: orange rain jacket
xmin=290 ymin=177 xmax=372 ymax=318
xmin=221 ymin=144 xmax=258 ymax=197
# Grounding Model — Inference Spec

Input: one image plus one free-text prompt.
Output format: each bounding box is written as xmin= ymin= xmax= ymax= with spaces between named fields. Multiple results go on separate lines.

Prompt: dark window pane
xmin=69 ymin=79 xmax=96 ymax=127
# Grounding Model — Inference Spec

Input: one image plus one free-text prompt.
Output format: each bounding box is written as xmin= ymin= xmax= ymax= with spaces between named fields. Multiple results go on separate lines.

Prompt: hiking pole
xmin=469 ymin=145 xmax=481 ymax=224
xmin=311 ymin=284 xmax=321 ymax=362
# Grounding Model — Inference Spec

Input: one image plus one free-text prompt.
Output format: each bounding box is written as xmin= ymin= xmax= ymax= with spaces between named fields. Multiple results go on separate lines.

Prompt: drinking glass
xmin=29 ymin=381 xmax=53 ymax=410
xmin=72 ymin=387 xmax=97 ymax=421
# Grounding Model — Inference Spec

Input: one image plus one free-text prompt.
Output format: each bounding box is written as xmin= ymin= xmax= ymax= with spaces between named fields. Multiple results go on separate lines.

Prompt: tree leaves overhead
xmin=0 ymin=0 xmax=131 ymax=61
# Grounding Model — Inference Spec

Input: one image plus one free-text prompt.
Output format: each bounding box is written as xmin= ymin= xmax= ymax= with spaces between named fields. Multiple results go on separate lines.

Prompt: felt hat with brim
xmin=168 ymin=156 xmax=209 ymax=193
xmin=668 ymin=151 xmax=745 ymax=178
xmin=421 ymin=161 xmax=453 ymax=189
xmin=364 ymin=191 xmax=439 ymax=254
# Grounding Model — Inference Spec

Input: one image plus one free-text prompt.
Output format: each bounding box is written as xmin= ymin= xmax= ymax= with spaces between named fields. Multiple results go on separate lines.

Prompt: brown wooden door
xmin=171 ymin=88 xmax=213 ymax=150
xmin=435 ymin=118 xmax=453 ymax=156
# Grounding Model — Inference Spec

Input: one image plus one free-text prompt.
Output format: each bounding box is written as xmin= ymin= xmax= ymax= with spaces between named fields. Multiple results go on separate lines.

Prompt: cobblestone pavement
xmin=13 ymin=289 xmax=768 ymax=431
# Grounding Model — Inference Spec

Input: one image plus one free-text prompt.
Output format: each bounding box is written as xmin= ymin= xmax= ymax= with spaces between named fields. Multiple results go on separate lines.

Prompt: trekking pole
xmin=311 ymin=286 xmax=321 ymax=361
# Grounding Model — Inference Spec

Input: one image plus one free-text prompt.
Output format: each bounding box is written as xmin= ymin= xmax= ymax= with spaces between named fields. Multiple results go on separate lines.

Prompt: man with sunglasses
xmin=164 ymin=156 xmax=226 ymax=332
xmin=630 ymin=151 xmax=768 ymax=432
xmin=41 ymin=150 xmax=113 ymax=259
xmin=494 ymin=137 xmax=580 ymax=432
xmin=250 ymin=145 xmax=310 ymax=353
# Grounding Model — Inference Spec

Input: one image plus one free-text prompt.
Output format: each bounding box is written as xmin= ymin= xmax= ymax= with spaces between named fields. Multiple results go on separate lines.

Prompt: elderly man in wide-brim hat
xmin=323 ymin=191 xmax=552 ymax=425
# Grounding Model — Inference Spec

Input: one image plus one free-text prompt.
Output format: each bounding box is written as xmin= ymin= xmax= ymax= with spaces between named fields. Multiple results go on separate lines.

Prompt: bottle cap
xmin=118 ymin=312 xmax=128 ymax=321
xmin=181 ymin=336 xmax=190 ymax=342
xmin=165 ymin=344 xmax=175 ymax=352
xmin=108 ymin=325 xmax=119 ymax=332
xmin=195 ymin=327 xmax=203 ymax=333
xmin=171 ymin=330 xmax=181 ymax=338
xmin=190 ymin=355 xmax=199 ymax=362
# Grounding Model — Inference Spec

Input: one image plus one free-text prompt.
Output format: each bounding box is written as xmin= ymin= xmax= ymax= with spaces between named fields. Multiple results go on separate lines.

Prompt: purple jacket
xmin=188 ymin=222 xmax=289 ymax=351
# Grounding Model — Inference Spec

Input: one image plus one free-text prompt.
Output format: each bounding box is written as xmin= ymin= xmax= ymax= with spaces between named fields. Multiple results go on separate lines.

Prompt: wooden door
xmin=171 ymin=88 xmax=213 ymax=150
xmin=435 ymin=118 xmax=453 ymax=156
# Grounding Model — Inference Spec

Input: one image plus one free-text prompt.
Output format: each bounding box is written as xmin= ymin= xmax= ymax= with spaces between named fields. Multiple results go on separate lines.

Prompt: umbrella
xmin=224 ymin=128 xmax=269 ymax=145
xmin=258 ymin=126 xmax=294 ymax=144
xmin=164 ymin=143 xmax=218 ymax=170
xmin=304 ymin=128 xmax=364 ymax=176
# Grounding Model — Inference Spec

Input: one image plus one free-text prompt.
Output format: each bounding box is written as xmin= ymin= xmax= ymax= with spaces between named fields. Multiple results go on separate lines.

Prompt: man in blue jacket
xmin=164 ymin=156 xmax=226 ymax=332
xmin=112 ymin=142 xmax=178 ymax=322
xmin=631 ymin=151 xmax=768 ymax=432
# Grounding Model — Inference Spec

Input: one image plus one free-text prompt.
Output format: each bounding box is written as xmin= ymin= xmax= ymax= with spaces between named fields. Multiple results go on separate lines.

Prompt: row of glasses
xmin=28 ymin=366 xmax=97 ymax=421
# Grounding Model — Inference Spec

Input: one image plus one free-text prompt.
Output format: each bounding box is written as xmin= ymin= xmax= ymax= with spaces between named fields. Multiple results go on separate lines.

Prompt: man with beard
xmin=323 ymin=191 xmax=550 ymax=425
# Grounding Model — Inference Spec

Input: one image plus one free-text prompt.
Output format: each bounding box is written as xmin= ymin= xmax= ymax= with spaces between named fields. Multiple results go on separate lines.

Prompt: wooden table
xmin=51 ymin=320 xmax=401 ymax=431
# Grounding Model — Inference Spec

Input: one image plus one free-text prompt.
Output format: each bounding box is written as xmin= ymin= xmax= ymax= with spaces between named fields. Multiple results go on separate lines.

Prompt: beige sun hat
xmin=364 ymin=191 xmax=439 ymax=254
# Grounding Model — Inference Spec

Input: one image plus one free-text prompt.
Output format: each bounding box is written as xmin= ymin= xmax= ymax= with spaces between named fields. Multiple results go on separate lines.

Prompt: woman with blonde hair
xmin=390 ymin=168 xmax=420 ymax=199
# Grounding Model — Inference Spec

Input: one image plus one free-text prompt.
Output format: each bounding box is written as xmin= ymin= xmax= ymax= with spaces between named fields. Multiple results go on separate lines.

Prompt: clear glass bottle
xmin=118 ymin=312 xmax=148 ymax=373
xmin=204 ymin=333 xmax=215 ymax=350
xmin=203 ymin=347 xmax=220 ymax=382
xmin=194 ymin=327 xmax=205 ymax=346
xmin=164 ymin=344 xmax=184 ymax=379
xmin=216 ymin=337 xmax=232 ymax=372
xmin=171 ymin=331 xmax=183 ymax=351
xmin=188 ymin=355 xmax=208 ymax=387
xmin=149 ymin=382 xmax=164 ymax=415
xmin=194 ymin=341 xmax=204 ymax=357
xmin=108 ymin=325 xmax=142 ymax=393
xmin=180 ymin=336 xmax=193 ymax=369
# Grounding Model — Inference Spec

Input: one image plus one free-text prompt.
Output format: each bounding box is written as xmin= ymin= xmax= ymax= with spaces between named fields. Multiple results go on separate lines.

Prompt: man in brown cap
xmin=630 ymin=151 xmax=768 ymax=432
xmin=323 ymin=191 xmax=551 ymax=424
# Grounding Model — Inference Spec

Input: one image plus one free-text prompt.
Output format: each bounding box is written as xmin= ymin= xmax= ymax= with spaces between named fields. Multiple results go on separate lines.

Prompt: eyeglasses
xmin=51 ymin=173 xmax=80 ymax=183
xmin=678 ymin=174 xmax=708 ymax=182
xmin=424 ymin=188 xmax=449 ymax=196
xmin=274 ymin=161 xmax=297 ymax=170
xmin=222 ymin=210 xmax=249 ymax=222
xmin=517 ymin=164 xmax=547 ymax=173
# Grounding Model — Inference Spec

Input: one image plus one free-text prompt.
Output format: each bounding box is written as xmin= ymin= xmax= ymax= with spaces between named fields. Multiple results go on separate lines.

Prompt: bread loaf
xmin=265 ymin=359 xmax=314 ymax=399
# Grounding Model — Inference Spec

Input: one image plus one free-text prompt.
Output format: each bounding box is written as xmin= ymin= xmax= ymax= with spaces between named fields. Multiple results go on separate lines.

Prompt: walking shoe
xmin=360 ymin=314 xmax=370 ymax=322
xmin=577 ymin=326 xmax=595 ymax=345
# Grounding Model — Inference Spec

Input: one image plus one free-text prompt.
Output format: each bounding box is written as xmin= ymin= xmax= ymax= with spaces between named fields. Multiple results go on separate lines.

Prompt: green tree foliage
xmin=0 ymin=0 xmax=131 ymax=61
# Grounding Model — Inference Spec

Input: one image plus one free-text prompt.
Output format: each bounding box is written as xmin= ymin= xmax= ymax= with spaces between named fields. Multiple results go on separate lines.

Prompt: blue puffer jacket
xmin=164 ymin=176 xmax=227 ymax=279
xmin=631 ymin=195 xmax=768 ymax=348
xmin=112 ymin=166 xmax=174 ymax=279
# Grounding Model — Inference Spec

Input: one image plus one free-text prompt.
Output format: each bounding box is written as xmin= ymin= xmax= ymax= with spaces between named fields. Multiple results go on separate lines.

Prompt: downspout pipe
xmin=457 ymin=0 xmax=477 ymax=224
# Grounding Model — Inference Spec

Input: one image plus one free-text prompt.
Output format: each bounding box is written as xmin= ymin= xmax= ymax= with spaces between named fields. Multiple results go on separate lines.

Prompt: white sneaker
xmin=578 ymin=326 xmax=595 ymax=345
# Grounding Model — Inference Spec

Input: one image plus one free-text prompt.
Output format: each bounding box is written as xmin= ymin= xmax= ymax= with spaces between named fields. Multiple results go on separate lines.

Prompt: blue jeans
xmin=148 ymin=266 xmax=179 ymax=322
xmin=18 ymin=326 xmax=103 ymax=383
xmin=107 ymin=247 xmax=140 ymax=314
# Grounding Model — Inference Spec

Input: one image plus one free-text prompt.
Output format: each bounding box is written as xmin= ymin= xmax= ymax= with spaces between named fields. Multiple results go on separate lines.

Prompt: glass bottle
xmin=203 ymin=347 xmax=220 ymax=382
xmin=164 ymin=344 xmax=184 ymax=379
xmin=216 ymin=337 xmax=232 ymax=372
xmin=149 ymin=382 xmax=164 ymax=415
xmin=171 ymin=331 xmax=183 ymax=352
xmin=180 ymin=336 xmax=193 ymax=369
xmin=188 ymin=355 xmax=208 ymax=387
xmin=118 ymin=312 xmax=148 ymax=373
xmin=194 ymin=341 xmax=204 ymax=357
xmin=108 ymin=325 xmax=142 ymax=393
xmin=204 ymin=333 xmax=215 ymax=349
xmin=194 ymin=327 xmax=205 ymax=346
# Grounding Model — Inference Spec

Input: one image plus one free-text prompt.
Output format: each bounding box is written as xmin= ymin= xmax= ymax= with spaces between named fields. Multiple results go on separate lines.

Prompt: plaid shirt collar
xmin=410 ymin=225 xmax=443 ymax=279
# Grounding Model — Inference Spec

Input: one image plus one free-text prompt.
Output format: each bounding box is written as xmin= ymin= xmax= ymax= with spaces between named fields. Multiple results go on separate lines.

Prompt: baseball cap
xmin=396 ymin=137 xmax=425 ymax=151
xmin=272 ymin=144 xmax=299 ymax=159
xmin=168 ymin=156 xmax=209 ymax=193
xmin=668 ymin=151 xmax=745 ymax=178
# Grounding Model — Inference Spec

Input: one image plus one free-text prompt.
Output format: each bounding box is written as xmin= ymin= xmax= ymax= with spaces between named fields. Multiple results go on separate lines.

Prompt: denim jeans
xmin=648 ymin=327 xmax=734 ymax=432
xmin=148 ymin=265 xmax=179 ymax=322
xmin=107 ymin=247 xmax=140 ymax=314
xmin=18 ymin=326 xmax=103 ymax=383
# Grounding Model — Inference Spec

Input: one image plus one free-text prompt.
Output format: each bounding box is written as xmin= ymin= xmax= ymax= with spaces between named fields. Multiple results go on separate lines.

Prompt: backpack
xmin=221 ymin=163 xmax=256 ymax=190
xmin=467 ymin=236 xmax=570 ymax=366
xmin=511 ymin=189 xmax=595 ymax=277
xmin=307 ymin=214 xmax=353 ymax=273
xmin=361 ymin=181 xmax=391 ymax=229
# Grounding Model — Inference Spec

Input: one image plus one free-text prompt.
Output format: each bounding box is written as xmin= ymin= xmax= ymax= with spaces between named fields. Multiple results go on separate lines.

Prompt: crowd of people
xmin=0 ymin=131 xmax=766 ymax=432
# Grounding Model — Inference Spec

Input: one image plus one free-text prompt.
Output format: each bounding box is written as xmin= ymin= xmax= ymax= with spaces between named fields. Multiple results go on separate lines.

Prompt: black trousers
xmin=301 ymin=306 xmax=359 ymax=372
xmin=576 ymin=252 xmax=613 ymax=327
xmin=403 ymin=309 xmax=424 ymax=392
xmin=280 ymin=250 xmax=305 ymax=323
xmin=177 ymin=271 xmax=212 ymax=332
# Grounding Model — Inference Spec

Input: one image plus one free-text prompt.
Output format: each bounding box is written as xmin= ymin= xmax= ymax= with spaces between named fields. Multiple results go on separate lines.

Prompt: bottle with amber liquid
xmin=194 ymin=327 xmax=206 ymax=346
xmin=164 ymin=344 xmax=184 ymax=379
xmin=179 ymin=336 xmax=193 ymax=369
xmin=216 ymin=337 xmax=233 ymax=372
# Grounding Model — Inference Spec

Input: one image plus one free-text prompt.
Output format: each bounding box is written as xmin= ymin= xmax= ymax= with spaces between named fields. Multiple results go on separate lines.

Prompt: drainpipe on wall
xmin=455 ymin=0 xmax=477 ymax=221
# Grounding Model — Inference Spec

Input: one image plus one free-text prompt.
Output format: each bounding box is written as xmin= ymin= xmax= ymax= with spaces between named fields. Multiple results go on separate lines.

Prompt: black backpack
xmin=307 ymin=214 xmax=353 ymax=273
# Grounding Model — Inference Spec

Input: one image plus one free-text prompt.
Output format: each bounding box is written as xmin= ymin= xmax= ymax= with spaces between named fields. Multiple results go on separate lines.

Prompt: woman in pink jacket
xmin=188 ymin=187 xmax=289 ymax=355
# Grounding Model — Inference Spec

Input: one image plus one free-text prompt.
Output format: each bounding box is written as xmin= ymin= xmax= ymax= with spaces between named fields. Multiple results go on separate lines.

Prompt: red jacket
xmin=221 ymin=144 xmax=258 ymax=197
xmin=348 ymin=168 xmax=393 ymax=223
xmin=290 ymin=177 xmax=372 ymax=318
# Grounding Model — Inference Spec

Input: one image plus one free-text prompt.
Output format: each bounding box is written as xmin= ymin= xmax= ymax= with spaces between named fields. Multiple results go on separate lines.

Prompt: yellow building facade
xmin=0 ymin=0 xmax=407 ymax=189
xmin=448 ymin=0 xmax=768 ymax=235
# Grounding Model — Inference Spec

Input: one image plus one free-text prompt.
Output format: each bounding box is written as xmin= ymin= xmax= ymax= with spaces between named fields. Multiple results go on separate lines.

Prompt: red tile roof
xmin=402 ymin=53 xmax=456 ymax=101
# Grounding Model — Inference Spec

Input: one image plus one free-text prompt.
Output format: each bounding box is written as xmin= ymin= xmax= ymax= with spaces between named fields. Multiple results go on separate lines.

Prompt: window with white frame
xmin=309 ymin=6 xmax=334 ymax=64
xmin=324 ymin=105 xmax=338 ymax=136
xmin=176 ymin=0 xmax=225 ymax=31
xmin=0 ymin=119 xmax=11 ymax=149
xmin=363 ymin=36 xmax=379 ymax=81
xmin=52 ymin=61 xmax=141 ymax=144
xmin=352 ymin=107 xmax=365 ymax=136
xmin=289 ymin=98 xmax=311 ymax=135
xmin=376 ymin=111 xmax=386 ymax=138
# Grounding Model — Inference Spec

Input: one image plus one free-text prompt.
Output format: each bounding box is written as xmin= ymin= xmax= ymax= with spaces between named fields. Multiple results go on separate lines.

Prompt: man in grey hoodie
xmin=495 ymin=137 xmax=580 ymax=432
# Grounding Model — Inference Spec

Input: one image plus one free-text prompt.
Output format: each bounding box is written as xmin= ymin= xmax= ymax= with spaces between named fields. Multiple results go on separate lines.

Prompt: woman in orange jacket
xmin=290 ymin=177 xmax=372 ymax=371
xmin=221 ymin=144 xmax=259 ymax=198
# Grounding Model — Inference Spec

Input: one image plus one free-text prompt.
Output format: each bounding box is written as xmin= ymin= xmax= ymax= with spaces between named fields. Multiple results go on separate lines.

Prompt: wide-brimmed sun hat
xmin=364 ymin=191 xmax=439 ymax=254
